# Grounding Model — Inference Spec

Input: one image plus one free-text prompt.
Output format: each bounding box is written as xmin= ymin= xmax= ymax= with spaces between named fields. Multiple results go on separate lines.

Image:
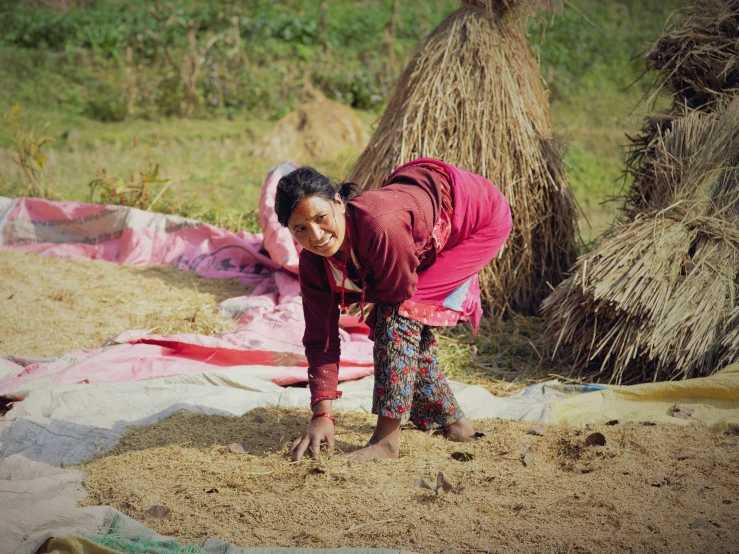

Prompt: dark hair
xmin=275 ymin=166 xmax=361 ymax=227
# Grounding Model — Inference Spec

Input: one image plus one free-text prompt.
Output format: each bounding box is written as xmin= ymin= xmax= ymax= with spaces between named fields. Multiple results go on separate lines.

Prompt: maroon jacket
xmin=299 ymin=164 xmax=447 ymax=405
xmin=299 ymin=161 xmax=512 ymax=406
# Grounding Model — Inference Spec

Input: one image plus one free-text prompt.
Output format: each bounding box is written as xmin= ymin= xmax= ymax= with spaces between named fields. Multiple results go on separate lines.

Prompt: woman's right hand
xmin=290 ymin=413 xmax=335 ymax=462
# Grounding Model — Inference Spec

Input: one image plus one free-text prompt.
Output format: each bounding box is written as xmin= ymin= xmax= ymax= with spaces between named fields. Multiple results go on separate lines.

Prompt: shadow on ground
xmin=93 ymin=407 xmax=377 ymax=459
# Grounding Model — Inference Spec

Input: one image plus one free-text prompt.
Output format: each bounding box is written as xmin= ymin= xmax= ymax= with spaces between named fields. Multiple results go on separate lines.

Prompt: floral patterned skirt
xmin=372 ymin=303 xmax=464 ymax=430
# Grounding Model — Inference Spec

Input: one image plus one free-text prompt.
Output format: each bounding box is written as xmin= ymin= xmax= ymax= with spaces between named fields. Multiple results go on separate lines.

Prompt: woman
xmin=275 ymin=158 xmax=512 ymax=461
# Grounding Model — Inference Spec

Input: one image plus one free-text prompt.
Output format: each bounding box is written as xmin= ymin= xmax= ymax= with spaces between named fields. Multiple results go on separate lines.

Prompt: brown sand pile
xmin=0 ymin=251 xmax=245 ymax=358
xmin=252 ymin=98 xmax=369 ymax=163
xmin=77 ymin=408 xmax=739 ymax=553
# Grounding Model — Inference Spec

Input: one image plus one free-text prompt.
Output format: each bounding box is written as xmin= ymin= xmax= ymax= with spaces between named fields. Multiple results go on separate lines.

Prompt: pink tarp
xmin=0 ymin=163 xmax=373 ymax=400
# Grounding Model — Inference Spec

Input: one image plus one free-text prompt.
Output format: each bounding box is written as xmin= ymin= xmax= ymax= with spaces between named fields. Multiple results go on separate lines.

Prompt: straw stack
xmin=544 ymin=101 xmax=739 ymax=382
xmin=624 ymin=0 xmax=739 ymax=219
xmin=347 ymin=0 xmax=578 ymax=318
xmin=543 ymin=0 xmax=739 ymax=383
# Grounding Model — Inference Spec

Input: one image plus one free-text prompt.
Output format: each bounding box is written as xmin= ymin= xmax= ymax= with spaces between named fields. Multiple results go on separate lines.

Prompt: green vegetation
xmin=0 ymin=0 xmax=688 ymax=381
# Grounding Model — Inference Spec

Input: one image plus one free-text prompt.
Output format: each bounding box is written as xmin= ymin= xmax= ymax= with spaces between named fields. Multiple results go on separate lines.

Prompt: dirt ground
xmin=0 ymin=250 xmax=246 ymax=358
xmin=77 ymin=408 xmax=739 ymax=554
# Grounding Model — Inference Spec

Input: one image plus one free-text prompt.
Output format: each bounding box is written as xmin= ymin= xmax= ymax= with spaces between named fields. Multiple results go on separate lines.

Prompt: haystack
xmin=252 ymin=94 xmax=369 ymax=163
xmin=543 ymin=99 xmax=739 ymax=383
xmin=644 ymin=0 xmax=739 ymax=111
xmin=346 ymin=0 xmax=579 ymax=318
xmin=624 ymin=0 xmax=739 ymax=219
xmin=542 ymin=0 xmax=739 ymax=383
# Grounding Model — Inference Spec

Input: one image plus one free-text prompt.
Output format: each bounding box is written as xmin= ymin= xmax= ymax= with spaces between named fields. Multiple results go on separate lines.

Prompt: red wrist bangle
xmin=312 ymin=412 xmax=335 ymax=426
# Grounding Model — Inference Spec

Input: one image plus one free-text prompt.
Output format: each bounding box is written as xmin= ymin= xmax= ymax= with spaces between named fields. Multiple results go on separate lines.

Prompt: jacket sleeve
xmin=361 ymin=212 xmax=421 ymax=305
xmin=299 ymin=251 xmax=343 ymax=406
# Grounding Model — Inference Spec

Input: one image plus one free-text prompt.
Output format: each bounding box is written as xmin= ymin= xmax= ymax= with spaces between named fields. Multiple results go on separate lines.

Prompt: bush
xmin=0 ymin=0 xmax=689 ymax=120
xmin=84 ymin=81 xmax=129 ymax=122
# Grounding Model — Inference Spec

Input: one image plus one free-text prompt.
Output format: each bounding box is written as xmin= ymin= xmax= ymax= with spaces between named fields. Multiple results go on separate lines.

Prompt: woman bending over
xmin=275 ymin=158 xmax=512 ymax=461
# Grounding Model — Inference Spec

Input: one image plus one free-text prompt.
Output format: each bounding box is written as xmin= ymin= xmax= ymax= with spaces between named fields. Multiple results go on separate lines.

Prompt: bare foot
xmin=443 ymin=417 xmax=476 ymax=442
xmin=346 ymin=415 xmax=401 ymax=461
xmin=346 ymin=438 xmax=399 ymax=461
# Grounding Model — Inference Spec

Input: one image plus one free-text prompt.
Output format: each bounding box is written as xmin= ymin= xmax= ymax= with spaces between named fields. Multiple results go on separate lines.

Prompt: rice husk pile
xmin=76 ymin=408 xmax=739 ymax=553
xmin=346 ymin=0 xmax=579 ymax=318
xmin=252 ymin=93 xmax=369 ymax=163
xmin=0 ymin=250 xmax=245 ymax=358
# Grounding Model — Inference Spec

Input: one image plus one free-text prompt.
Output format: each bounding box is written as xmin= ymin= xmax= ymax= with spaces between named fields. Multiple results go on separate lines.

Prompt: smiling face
xmin=287 ymin=193 xmax=347 ymax=257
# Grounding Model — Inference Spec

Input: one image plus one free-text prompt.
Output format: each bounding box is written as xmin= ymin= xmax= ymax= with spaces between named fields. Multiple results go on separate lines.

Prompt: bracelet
xmin=311 ymin=412 xmax=335 ymax=426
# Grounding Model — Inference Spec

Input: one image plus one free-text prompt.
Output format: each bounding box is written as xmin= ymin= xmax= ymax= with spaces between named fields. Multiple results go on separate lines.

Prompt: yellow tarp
xmin=549 ymin=363 xmax=739 ymax=429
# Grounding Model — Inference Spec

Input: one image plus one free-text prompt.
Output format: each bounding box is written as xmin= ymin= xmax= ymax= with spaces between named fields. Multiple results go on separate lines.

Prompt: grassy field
xmin=0 ymin=84 xmax=646 ymax=240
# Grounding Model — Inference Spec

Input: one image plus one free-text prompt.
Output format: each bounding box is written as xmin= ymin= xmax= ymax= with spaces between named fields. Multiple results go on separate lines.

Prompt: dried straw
xmin=543 ymin=0 xmax=739 ymax=383
xmin=347 ymin=0 xmax=578 ymax=318
xmin=543 ymin=99 xmax=739 ymax=382
xmin=643 ymin=0 xmax=739 ymax=111
xmin=0 ymin=251 xmax=242 ymax=358
xmin=73 ymin=408 xmax=739 ymax=552
xmin=624 ymin=0 xmax=739 ymax=219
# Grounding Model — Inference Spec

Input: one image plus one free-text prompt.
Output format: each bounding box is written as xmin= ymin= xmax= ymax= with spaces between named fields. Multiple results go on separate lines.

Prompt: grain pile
xmin=347 ymin=0 xmax=579 ymax=318
xmin=77 ymin=408 xmax=739 ymax=553
xmin=542 ymin=0 xmax=739 ymax=383
xmin=0 ymin=251 xmax=244 ymax=358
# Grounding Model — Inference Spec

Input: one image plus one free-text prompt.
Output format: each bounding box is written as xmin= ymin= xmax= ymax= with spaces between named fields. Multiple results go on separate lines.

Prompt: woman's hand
xmin=290 ymin=415 xmax=335 ymax=461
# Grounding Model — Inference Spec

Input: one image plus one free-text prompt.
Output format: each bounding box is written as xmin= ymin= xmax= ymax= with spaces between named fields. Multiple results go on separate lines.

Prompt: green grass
xmin=0 ymin=81 xmax=644 ymax=240
xmin=0 ymin=101 xmax=379 ymax=232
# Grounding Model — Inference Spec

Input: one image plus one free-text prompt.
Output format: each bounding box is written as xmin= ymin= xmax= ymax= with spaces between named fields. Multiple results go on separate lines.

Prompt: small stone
xmin=526 ymin=425 xmax=547 ymax=436
xmin=521 ymin=444 xmax=536 ymax=467
xmin=143 ymin=505 xmax=171 ymax=519
xmin=722 ymin=499 xmax=732 ymax=505
xmin=675 ymin=452 xmax=691 ymax=461
xmin=690 ymin=518 xmax=707 ymax=529
xmin=585 ymin=432 xmax=606 ymax=446
xmin=670 ymin=403 xmax=694 ymax=419
xmin=436 ymin=471 xmax=455 ymax=495
xmin=227 ymin=441 xmax=252 ymax=454
xmin=606 ymin=419 xmax=625 ymax=426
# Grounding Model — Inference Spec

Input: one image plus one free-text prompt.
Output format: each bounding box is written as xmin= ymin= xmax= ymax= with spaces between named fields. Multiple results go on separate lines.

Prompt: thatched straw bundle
xmin=624 ymin=0 xmax=739 ymax=219
xmin=542 ymin=99 xmax=739 ymax=382
xmin=644 ymin=0 xmax=739 ymax=111
xmin=347 ymin=0 xmax=578 ymax=318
